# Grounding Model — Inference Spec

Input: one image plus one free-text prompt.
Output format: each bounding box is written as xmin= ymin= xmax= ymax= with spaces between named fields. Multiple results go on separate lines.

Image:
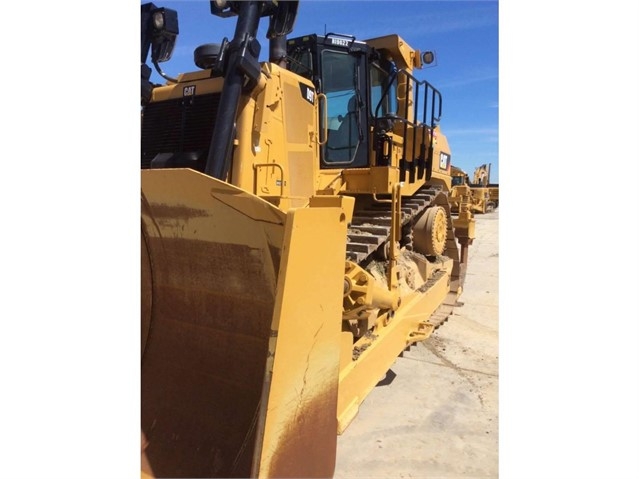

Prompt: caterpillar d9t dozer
xmin=141 ymin=1 xmax=475 ymax=477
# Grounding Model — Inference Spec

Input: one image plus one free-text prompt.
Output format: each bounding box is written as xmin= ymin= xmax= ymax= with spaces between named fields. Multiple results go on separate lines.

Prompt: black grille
xmin=141 ymin=93 xmax=221 ymax=170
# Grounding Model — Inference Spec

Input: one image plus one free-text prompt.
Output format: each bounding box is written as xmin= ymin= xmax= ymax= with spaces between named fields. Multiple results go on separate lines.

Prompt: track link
xmin=346 ymin=185 xmax=443 ymax=265
xmin=428 ymin=292 xmax=459 ymax=329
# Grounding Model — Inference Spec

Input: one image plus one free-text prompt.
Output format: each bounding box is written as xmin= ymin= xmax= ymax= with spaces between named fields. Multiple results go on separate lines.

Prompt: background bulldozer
xmin=473 ymin=163 xmax=499 ymax=210
xmin=449 ymin=164 xmax=497 ymax=214
xmin=141 ymin=1 xmax=474 ymax=477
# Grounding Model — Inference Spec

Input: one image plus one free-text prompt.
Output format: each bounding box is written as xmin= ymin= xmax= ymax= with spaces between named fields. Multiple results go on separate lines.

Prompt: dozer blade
xmin=141 ymin=169 xmax=347 ymax=478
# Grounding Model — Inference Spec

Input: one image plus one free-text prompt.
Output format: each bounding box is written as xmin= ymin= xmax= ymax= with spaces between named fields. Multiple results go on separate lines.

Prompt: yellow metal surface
xmin=365 ymin=34 xmax=418 ymax=72
xmin=255 ymin=204 xmax=348 ymax=478
xmin=150 ymin=73 xmax=224 ymax=100
xmin=309 ymin=195 xmax=355 ymax=223
xmin=231 ymin=64 xmax=319 ymax=209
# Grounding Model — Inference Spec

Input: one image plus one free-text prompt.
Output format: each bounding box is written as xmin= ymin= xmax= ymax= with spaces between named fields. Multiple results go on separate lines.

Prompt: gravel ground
xmin=334 ymin=210 xmax=499 ymax=479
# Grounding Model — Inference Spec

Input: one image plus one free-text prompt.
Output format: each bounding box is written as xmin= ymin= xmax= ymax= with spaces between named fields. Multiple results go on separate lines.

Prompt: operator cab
xmin=287 ymin=34 xmax=398 ymax=169
xmin=451 ymin=176 xmax=465 ymax=187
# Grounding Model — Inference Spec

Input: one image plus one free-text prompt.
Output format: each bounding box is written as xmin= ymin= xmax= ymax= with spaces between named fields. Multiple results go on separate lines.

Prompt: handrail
xmin=253 ymin=163 xmax=285 ymax=196
xmin=373 ymin=68 xmax=443 ymax=183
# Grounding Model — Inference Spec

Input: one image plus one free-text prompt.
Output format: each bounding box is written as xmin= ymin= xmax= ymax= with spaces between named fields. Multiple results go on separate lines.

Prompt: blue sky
xmin=146 ymin=0 xmax=499 ymax=182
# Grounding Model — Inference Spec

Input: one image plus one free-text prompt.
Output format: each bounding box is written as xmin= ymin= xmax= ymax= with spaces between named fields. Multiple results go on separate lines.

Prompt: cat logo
xmin=183 ymin=85 xmax=196 ymax=96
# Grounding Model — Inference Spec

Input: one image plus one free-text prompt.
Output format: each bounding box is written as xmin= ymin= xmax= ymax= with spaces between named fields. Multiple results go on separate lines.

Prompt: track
xmin=428 ymin=291 xmax=459 ymax=329
xmin=346 ymin=184 xmax=446 ymax=264
xmin=345 ymin=184 xmax=463 ymax=330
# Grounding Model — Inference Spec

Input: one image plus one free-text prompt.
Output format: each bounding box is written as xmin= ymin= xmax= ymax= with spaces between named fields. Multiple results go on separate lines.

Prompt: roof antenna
xmin=324 ymin=24 xmax=326 ymax=35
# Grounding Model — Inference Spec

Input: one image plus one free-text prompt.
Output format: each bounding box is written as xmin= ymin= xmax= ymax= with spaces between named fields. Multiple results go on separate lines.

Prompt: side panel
xmin=233 ymin=65 xmax=319 ymax=209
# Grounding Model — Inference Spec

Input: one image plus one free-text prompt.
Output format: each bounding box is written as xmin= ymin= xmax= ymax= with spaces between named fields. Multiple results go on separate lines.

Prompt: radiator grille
xmin=141 ymin=93 xmax=221 ymax=170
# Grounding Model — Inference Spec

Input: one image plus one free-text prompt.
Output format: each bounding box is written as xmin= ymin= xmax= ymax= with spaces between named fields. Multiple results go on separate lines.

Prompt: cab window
xmin=321 ymin=50 xmax=360 ymax=164
xmin=370 ymin=62 xmax=397 ymax=117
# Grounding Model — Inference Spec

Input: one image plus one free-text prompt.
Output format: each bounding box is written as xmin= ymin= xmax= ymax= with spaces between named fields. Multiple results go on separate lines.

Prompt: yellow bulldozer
xmin=472 ymin=163 xmax=499 ymax=210
xmin=141 ymin=1 xmax=475 ymax=477
xmin=450 ymin=164 xmax=497 ymax=214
